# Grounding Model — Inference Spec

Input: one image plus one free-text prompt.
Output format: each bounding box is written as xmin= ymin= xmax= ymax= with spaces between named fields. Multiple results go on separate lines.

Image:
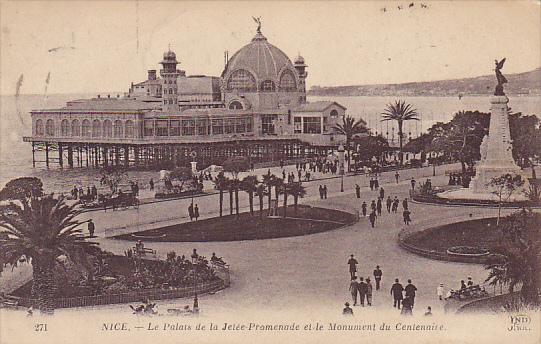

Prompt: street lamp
xmin=338 ymin=144 xmax=345 ymax=192
xmin=191 ymin=248 xmax=199 ymax=314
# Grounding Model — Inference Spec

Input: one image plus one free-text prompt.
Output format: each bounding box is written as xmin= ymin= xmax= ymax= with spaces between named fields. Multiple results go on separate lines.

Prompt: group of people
xmin=390 ymin=278 xmax=418 ymax=315
xmin=359 ymin=191 xmax=412 ymax=227
xmin=188 ymin=203 xmax=200 ymax=221
xmin=71 ymin=184 xmax=98 ymax=200
xmin=318 ymin=185 xmax=329 ymax=199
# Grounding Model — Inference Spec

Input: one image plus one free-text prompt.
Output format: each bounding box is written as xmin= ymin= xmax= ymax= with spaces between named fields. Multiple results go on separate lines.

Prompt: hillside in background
xmin=309 ymin=68 xmax=541 ymax=97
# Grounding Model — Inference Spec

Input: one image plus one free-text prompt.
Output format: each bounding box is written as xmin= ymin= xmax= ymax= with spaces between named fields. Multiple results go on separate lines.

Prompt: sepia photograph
xmin=0 ymin=1 xmax=540 ymax=343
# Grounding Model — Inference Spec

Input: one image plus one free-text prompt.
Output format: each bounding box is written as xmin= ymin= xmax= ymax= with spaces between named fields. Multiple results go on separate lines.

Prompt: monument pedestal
xmin=470 ymin=95 xmax=521 ymax=194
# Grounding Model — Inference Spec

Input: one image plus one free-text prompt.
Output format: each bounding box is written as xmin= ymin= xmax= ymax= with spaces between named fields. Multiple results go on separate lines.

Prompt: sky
xmin=0 ymin=1 xmax=540 ymax=95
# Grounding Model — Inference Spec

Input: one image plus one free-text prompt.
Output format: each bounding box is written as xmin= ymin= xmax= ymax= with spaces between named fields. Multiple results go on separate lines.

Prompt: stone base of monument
xmin=469 ymin=164 xmax=523 ymax=194
xmin=436 ymin=187 xmax=528 ymax=203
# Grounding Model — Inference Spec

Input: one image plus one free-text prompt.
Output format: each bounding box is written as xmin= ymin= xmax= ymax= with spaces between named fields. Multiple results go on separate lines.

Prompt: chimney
xmin=148 ymin=69 xmax=157 ymax=80
xmin=97 ymin=94 xmax=101 ymax=98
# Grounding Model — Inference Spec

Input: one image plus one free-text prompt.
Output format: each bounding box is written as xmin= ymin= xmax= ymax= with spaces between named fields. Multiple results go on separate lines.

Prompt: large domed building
xmin=221 ymin=30 xmax=307 ymax=110
xmin=25 ymin=24 xmax=346 ymax=169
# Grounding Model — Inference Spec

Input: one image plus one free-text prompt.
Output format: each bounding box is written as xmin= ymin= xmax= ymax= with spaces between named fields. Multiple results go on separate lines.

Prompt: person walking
xmin=361 ymin=202 xmax=367 ymax=217
xmin=347 ymin=254 xmax=358 ymax=279
xmin=369 ymin=176 xmax=374 ymax=191
xmin=355 ymin=184 xmax=361 ymax=198
xmin=395 ymin=171 xmax=400 ymax=184
xmin=319 ymin=185 xmax=324 ymax=199
xmin=374 ymin=177 xmax=379 ymax=189
xmin=402 ymin=198 xmax=409 ymax=211
xmin=342 ymin=302 xmax=354 ymax=316
xmin=349 ymin=277 xmax=359 ymax=306
xmin=188 ymin=203 xmax=194 ymax=221
xmin=358 ymin=277 xmax=368 ymax=307
xmin=392 ymin=197 xmax=399 ymax=213
xmin=323 ymin=185 xmax=328 ymax=199
xmin=366 ymin=278 xmax=373 ymax=306
xmin=373 ymin=266 xmax=383 ymax=290
xmin=149 ymin=178 xmax=154 ymax=191
xmin=376 ymin=198 xmax=382 ymax=216
xmin=379 ymin=187 xmax=384 ymax=199
xmin=370 ymin=200 xmax=376 ymax=212
xmin=437 ymin=283 xmax=444 ymax=301
xmin=391 ymin=278 xmax=404 ymax=309
xmin=404 ymin=279 xmax=418 ymax=308
xmin=369 ymin=210 xmax=377 ymax=228
xmin=403 ymin=209 xmax=411 ymax=225
xmin=410 ymin=177 xmax=416 ymax=191
xmin=386 ymin=196 xmax=392 ymax=213
xmin=87 ymin=219 xmax=95 ymax=237
xmin=194 ymin=204 xmax=200 ymax=221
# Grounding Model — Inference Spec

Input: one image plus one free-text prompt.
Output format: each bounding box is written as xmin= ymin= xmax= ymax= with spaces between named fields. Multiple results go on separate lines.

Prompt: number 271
xmin=34 ymin=323 xmax=48 ymax=331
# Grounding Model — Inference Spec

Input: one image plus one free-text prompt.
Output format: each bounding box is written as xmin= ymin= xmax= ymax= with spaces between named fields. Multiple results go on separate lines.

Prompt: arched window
xmin=260 ymin=80 xmax=276 ymax=92
xmin=229 ymin=101 xmax=243 ymax=110
xmin=35 ymin=119 xmax=44 ymax=136
xmin=124 ymin=120 xmax=134 ymax=138
xmin=71 ymin=120 xmax=80 ymax=137
xmin=82 ymin=119 xmax=91 ymax=137
xmin=330 ymin=110 xmax=338 ymax=117
xmin=61 ymin=119 xmax=70 ymax=136
xmin=45 ymin=119 xmax=55 ymax=136
xmin=113 ymin=120 xmax=123 ymax=138
xmin=92 ymin=120 xmax=101 ymax=138
xmin=279 ymin=70 xmax=296 ymax=91
xmin=103 ymin=120 xmax=112 ymax=138
xmin=227 ymin=69 xmax=256 ymax=92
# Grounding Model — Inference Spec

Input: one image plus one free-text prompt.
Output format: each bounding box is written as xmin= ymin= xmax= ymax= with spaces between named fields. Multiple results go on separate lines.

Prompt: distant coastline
xmin=308 ymin=67 xmax=541 ymax=97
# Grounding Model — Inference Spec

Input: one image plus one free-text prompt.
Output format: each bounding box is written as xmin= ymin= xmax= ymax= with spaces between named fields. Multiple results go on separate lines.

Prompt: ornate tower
xmin=294 ymin=54 xmax=308 ymax=103
xmin=160 ymin=49 xmax=181 ymax=111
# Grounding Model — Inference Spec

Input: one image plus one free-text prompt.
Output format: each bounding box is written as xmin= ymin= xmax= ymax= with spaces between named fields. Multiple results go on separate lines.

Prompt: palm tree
xmin=287 ymin=182 xmax=307 ymax=214
xmin=381 ymin=100 xmax=419 ymax=166
xmin=213 ymin=172 xmax=229 ymax=217
xmin=255 ymin=184 xmax=266 ymax=217
xmin=271 ymin=177 xmax=284 ymax=204
xmin=228 ymin=178 xmax=241 ymax=218
xmin=241 ymin=175 xmax=259 ymax=216
xmin=332 ymin=115 xmax=369 ymax=171
xmin=281 ymin=183 xmax=290 ymax=218
xmin=262 ymin=173 xmax=275 ymax=210
xmin=0 ymin=195 xmax=100 ymax=314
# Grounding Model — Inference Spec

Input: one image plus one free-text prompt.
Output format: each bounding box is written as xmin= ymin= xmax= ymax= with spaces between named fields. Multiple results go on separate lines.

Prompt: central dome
xmin=222 ymin=32 xmax=296 ymax=87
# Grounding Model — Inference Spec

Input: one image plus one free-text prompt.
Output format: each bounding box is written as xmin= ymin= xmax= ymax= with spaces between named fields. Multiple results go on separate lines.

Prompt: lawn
xmin=114 ymin=205 xmax=357 ymax=242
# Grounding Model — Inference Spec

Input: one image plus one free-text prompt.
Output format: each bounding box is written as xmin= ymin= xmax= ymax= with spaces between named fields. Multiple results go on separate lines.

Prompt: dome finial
xmin=252 ymin=16 xmax=262 ymax=34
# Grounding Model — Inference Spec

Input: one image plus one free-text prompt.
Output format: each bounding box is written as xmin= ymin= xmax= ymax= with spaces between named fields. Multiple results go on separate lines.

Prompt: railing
xmin=14 ymin=266 xmax=230 ymax=309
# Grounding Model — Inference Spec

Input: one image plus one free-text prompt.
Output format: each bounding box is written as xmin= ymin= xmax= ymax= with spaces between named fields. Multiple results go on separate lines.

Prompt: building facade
xmin=24 ymin=26 xmax=347 ymax=168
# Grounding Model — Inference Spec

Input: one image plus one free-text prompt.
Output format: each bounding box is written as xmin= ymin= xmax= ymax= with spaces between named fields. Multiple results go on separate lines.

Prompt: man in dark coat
xmin=87 ymin=219 xmax=95 ymax=237
xmin=370 ymin=200 xmax=376 ymax=212
xmin=358 ymin=277 xmax=368 ymax=307
xmin=369 ymin=210 xmax=377 ymax=228
xmin=361 ymin=202 xmax=367 ymax=217
xmin=349 ymin=277 xmax=359 ymax=306
xmin=373 ymin=265 xmax=383 ymax=290
xmin=323 ymin=185 xmax=328 ymax=199
xmin=188 ymin=203 xmax=194 ymax=221
xmin=403 ymin=209 xmax=411 ymax=225
xmin=391 ymin=278 xmax=404 ymax=309
xmin=347 ymin=254 xmax=358 ymax=279
xmin=402 ymin=198 xmax=409 ymax=211
xmin=194 ymin=204 xmax=200 ymax=221
xmin=379 ymin=187 xmax=384 ymax=199
xmin=342 ymin=302 xmax=353 ymax=316
xmin=386 ymin=196 xmax=392 ymax=213
xmin=404 ymin=279 xmax=418 ymax=308
xmin=376 ymin=198 xmax=382 ymax=216
xmin=410 ymin=178 xmax=416 ymax=190
xmin=355 ymin=184 xmax=361 ymax=198
xmin=319 ymin=185 xmax=324 ymax=199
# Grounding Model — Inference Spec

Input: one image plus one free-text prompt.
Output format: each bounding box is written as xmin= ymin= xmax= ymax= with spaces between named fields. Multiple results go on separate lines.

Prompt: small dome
xmin=163 ymin=50 xmax=177 ymax=61
xmin=294 ymin=54 xmax=305 ymax=65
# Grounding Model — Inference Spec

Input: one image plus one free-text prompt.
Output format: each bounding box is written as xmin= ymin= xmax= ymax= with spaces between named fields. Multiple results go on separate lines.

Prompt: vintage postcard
xmin=0 ymin=1 xmax=540 ymax=343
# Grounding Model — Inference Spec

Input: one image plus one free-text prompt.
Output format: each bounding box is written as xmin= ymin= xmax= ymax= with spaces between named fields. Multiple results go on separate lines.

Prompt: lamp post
xmin=338 ymin=144 xmax=345 ymax=192
xmin=191 ymin=248 xmax=199 ymax=314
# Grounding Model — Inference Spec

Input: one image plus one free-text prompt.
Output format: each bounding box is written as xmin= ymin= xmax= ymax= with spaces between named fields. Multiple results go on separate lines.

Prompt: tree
xmin=332 ymin=115 xmax=369 ymax=171
xmin=0 ymin=195 xmax=101 ymax=314
xmin=509 ymin=113 xmax=541 ymax=178
xmin=485 ymin=209 xmax=540 ymax=306
xmin=223 ymin=156 xmax=250 ymax=180
xmin=228 ymin=178 xmax=241 ymax=218
xmin=255 ymin=184 xmax=266 ymax=218
xmin=489 ymin=173 xmax=525 ymax=226
xmin=213 ymin=172 xmax=229 ymax=217
xmin=271 ymin=177 xmax=284 ymax=204
xmin=287 ymin=182 xmax=307 ymax=214
xmin=353 ymin=134 xmax=390 ymax=165
xmin=99 ymin=167 xmax=128 ymax=194
xmin=169 ymin=167 xmax=195 ymax=193
xmin=241 ymin=176 xmax=258 ymax=216
xmin=429 ymin=111 xmax=489 ymax=173
xmin=381 ymin=100 xmax=419 ymax=166
xmin=0 ymin=177 xmax=43 ymax=201
xmin=262 ymin=173 xmax=276 ymax=211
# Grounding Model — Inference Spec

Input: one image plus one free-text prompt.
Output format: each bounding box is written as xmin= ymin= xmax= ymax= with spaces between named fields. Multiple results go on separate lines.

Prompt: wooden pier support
xmin=67 ymin=146 xmax=73 ymax=168
xmin=58 ymin=145 xmax=63 ymax=168
xmin=32 ymin=142 xmax=36 ymax=168
xmin=45 ymin=142 xmax=50 ymax=168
